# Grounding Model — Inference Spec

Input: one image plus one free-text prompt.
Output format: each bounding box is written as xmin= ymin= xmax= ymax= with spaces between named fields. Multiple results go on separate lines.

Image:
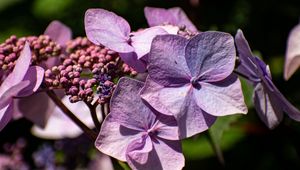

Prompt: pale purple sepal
xmin=141 ymin=33 xmax=247 ymax=138
xmin=235 ymin=29 xmax=300 ymax=128
xmin=284 ymin=23 xmax=300 ymax=80
xmin=0 ymin=42 xmax=44 ymax=131
xmin=85 ymin=8 xmax=167 ymax=72
xmin=96 ymin=77 xmax=184 ymax=170
xmin=44 ymin=20 xmax=72 ymax=47
xmin=144 ymin=7 xmax=197 ymax=32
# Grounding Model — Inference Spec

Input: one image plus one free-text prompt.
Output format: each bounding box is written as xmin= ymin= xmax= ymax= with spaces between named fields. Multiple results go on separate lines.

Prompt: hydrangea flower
xmin=0 ymin=42 xmax=44 ymax=131
xmin=96 ymin=77 xmax=184 ymax=170
xmin=140 ymin=32 xmax=247 ymax=138
xmin=144 ymin=6 xmax=198 ymax=32
xmin=15 ymin=20 xmax=72 ymax=128
xmin=235 ymin=29 xmax=300 ymax=128
xmin=284 ymin=22 xmax=300 ymax=80
xmin=84 ymin=8 xmax=167 ymax=72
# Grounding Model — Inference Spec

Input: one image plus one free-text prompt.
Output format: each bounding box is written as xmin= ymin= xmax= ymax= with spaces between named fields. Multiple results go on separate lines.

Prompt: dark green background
xmin=1 ymin=0 xmax=300 ymax=169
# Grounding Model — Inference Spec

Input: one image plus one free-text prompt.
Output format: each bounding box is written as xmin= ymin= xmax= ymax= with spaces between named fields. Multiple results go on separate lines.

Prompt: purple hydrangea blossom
xmin=0 ymin=42 xmax=44 ymax=131
xmin=16 ymin=20 xmax=71 ymax=128
xmin=284 ymin=22 xmax=300 ymax=80
xmin=140 ymin=32 xmax=247 ymax=138
xmin=235 ymin=29 xmax=300 ymax=128
xmin=84 ymin=8 xmax=167 ymax=72
xmin=95 ymin=77 xmax=184 ymax=170
xmin=144 ymin=6 xmax=198 ymax=32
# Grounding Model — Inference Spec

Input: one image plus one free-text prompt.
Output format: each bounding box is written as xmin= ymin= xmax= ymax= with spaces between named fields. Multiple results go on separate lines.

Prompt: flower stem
xmin=100 ymin=103 xmax=106 ymax=123
xmin=46 ymin=90 xmax=97 ymax=140
xmin=85 ymin=101 xmax=101 ymax=132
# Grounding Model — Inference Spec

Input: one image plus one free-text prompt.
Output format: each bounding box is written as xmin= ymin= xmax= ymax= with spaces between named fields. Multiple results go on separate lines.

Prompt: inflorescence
xmin=44 ymin=37 xmax=137 ymax=104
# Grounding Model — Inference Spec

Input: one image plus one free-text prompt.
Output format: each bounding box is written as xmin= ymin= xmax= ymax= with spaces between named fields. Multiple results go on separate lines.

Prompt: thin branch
xmin=85 ymin=101 xmax=101 ymax=132
xmin=100 ymin=103 xmax=106 ymax=123
xmin=46 ymin=90 xmax=97 ymax=141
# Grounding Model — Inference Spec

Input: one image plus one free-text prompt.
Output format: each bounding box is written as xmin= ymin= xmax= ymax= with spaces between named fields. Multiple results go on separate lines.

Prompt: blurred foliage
xmin=1 ymin=0 xmax=300 ymax=169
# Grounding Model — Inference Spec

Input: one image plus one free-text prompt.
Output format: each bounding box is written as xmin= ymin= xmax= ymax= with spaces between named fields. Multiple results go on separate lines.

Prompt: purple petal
xmin=110 ymin=77 xmax=156 ymax=131
xmin=85 ymin=8 xmax=134 ymax=53
xmin=235 ymin=29 xmax=260 ymax=81
xmin=95 ymin=114 xmax=141 ymax=161
xmin=144 ymin=6 xmax=197 ymax=32
xmin=185 ymin=31 xmax=236 ymax=82
xmin=271 ymin=80 xmax=300 ymax=122
xmin=126 ymin=135 xmax=153 ymax=165
xmin=0 ymin=104 xmax=13 ymax=131
xmin=0 ymin=81 xmax=31 ymax=109
xmin=154 ymin=113 xmax=180 ymax=140
xmin=31 ymin=94 xmax=100 ymax=139
xmin=44 ymin=20 xmax=72 ymax=46
xmin=0 ymin=42 xmax=31 ymax=96
xmin=141 ymin=78 xmax=215 ymax=138
xmin=284 ymin=23 xmax=300 ymax=80
xmin=16 ymin=93 xmax=52 ymax=128
xmin=127 ymin=137 xmax=184 ymax=170
xmin=140 ymin=78 xmax=191 ymax=116
xmin=16 ymin=66 xmax=44 ymax=97
xmin=194 ymin=74 xmax=247 ymax=116
xmin=147 ymin=34 xmax=191 ymax=86
xmin=253 ymin=83 xmax=283 ymax=129
xmin=131 ymin=27 xmax=167 ymax=59
xmin=16 ymin=89 xmax=64 ymax=129
xmin=120 ymin=53 xmax=147 ymax=72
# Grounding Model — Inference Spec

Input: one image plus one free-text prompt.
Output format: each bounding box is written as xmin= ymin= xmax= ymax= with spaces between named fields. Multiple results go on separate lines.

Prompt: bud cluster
xmin=0 ymin=35 xmax=62 ymax=74
xmin=45 ymin=37 xmax=137 ymax=104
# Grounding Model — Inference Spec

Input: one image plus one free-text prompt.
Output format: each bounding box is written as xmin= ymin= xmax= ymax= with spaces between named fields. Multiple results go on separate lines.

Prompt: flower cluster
xmin=1 ymin=5 xmax=300 ymax=170
xmin=44 ymin=36 xmax=136 ymax=103
xmin=0 ymin=35 xmax=61 ymax=76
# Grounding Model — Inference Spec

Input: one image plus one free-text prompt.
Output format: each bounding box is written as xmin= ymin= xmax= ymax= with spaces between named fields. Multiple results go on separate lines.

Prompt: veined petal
xmin=110 ymin=77 xmax=156 ymax=131
xmin=235 ymin=29 xmax=259 ymax=81
xmin=95 ymin=114 xmax=141 ymax=161
xmin=284 ymin=23 xmax=300 ymax=80
xmin=0 ymin=42 xmax=31 ymax=96
xmin=119 ymin=53 xmax=147 ymax=72
xmin=141 ymin=78 xmax=215 ymax=138
xmin=194 ymin=74 xmax=247 ymax=116
xmin=126 ymin=135 xmax=153 ymax=165
xmin=128 ymin=137 xmax=184 ymax=170
xmin=148 ymin=34 xmax=191 ymax=86
xmin=185 ymin=31 xmax=236 ymax=81
xmin=131 ymin=27 xmax=167 ymax=59
xmin=253 ymin=83 xmax=283 ymax=129
xmin=144 ymin=6 xmax=197 ymax=32
xmin=17 ymin=66 xmax=44 ymax=97
xmin=270 ymin=80 xmax=300 ymax=122
xmin=154 ymin=113 xmax=179 ymax=140
xmin=85 ymin=8 xmax=134 ymax=53
xmin=0 ymin=81 xmax=30 ymax=109
xmin=140 ymin=77 xmax=191 ymax=116
xmin=44 ymin=20 xmax=72 ymax=46
xmin=0 ymin=103 xmax=13 ymax=131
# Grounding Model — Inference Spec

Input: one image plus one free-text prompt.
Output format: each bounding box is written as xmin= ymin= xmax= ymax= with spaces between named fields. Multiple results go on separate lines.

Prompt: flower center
xmin=190 ymin=76 xmax=201 ymax=89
